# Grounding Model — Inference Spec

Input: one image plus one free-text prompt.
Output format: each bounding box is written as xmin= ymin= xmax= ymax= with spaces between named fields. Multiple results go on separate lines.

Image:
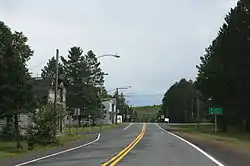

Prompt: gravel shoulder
xmin=159 ymin=123 xmax=250 ymax=166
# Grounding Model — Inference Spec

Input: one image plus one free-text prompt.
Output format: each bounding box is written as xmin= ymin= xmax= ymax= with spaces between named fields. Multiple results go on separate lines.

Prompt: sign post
xmin=127 ymin=114 xmax=131 ymax=121
xmin=215 ymin=114 xmax=217 ymax=134
xmin=74 ymin=108 xmax=81 ymax=136
xmin=208 ymin=108 xmax=223 ymax=134
xmin=161 ymin=115 xmax=165 ymax=123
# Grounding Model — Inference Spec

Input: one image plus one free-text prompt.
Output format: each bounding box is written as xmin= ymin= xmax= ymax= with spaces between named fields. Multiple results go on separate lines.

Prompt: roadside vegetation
xmin=64 ymin=123 xmax=124 ymax=135
xmin=167 ymin=124 xmax=250 ymax=154
xmin=0 ymin=20 xmax=130 ymax=161
xmin=0 ymin=123 xmax=124 ymax=161
xmin=0 ymin=133 xmax=86 ymax=160
xmin=158 ymin=0 xmax=250 ymax=135
xmin=133 ymin=105 xmax=160 ymax=122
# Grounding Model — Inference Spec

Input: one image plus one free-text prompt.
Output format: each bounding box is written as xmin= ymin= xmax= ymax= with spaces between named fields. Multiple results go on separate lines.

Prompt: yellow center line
xmin=102 ymin=123 xmax=146 ymax=166
xmin=110 ymin=128 xmax=145 ymax=166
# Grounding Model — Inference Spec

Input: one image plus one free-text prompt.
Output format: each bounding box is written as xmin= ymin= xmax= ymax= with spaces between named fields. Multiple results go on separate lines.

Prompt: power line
xmin=124 ymin=93 xmax=164 ymax=97
xmin=29 ymin=55 xmax=56 ymax=70
xmin=29 ymin=59 xmax=48 ymax=69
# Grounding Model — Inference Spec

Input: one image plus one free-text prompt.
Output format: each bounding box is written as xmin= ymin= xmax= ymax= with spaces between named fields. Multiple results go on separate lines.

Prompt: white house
xmin=0 ymin=77 xmax=67 ymax=136
xmin=102 ymin=99 xmax=117 ymax=124
xmin=32 ymin=77 xmax=67 ymax=133
xmin=18 ymin=77 xmax=67 ymax=135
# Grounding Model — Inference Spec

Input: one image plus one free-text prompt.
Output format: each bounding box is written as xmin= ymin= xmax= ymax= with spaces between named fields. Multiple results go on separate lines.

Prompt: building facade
xmin=102 ymin=99 xmax=117 ymax=124
xmin=16 ymin=77 xmax=66 ymax=136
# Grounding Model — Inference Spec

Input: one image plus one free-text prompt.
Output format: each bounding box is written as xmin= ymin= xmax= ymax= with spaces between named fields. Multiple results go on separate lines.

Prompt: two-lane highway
xmin=15 ymin=124 xmax=142 ymax=166
xmin=13 ymin=123 xmax=224 ymax=166
xmin=117 ymin=124 xmax=222 ymax=166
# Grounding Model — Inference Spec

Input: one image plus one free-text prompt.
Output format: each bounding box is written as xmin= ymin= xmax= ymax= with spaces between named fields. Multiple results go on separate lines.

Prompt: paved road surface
xmin=13 ymin=123 xmax=222 ymax=166
xmin=118 ymin=124 xmax=219 ymax=166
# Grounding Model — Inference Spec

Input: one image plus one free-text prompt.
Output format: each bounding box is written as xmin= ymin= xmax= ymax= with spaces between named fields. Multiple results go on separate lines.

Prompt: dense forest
xmin=160 ymin=0 xmax=250 ymax=132
xmin=133 ymin=105 xmax=160 ymax=122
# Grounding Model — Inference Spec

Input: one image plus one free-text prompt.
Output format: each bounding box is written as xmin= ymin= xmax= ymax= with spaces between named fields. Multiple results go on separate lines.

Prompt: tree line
xmin=160 ymin=0 xmax=250 ymax=132
xmin=0 ymin=21 xmax=130 ymax=149
xmin=134 ymin=105 xmax=160 ymax=122
xmin=0 ymin=21 xmax=35 ymax=148
xmin=159 ymin=79 xmax=209 ymax=123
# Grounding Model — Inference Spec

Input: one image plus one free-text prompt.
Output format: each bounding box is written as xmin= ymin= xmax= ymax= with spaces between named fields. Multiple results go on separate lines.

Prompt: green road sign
xmin=209 ymin=108 xmax=223 ymax=115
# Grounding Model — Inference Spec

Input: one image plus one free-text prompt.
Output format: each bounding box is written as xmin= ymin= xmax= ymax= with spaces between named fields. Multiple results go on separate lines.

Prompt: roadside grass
xmin=64 ymin=123 xmax=124 ymax=135
xmin=168 ymin=124 xmax=250 ymax=154
xmin=0 ymin=141 xmax=28 ymax=159
xmin=0 ymin=123 xmax=124 ymax=161
xmin=0 ymin=134 xmax=86 ymax=161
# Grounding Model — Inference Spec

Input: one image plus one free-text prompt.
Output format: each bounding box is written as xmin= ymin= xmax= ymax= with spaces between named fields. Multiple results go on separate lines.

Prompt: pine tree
xmin=85 ymin=50 xmax=104 ymax=86
xmin=61 ymin=47 xmax=88 ymax=111
xmin=84 ymin=50 xmax=104 ymax=123
xmin=41 ymin=57 xmax=63 ymax=79
xmin=0 ymin=21 xmax=12 ymax=117
xmin=61 ymin=47 xmax=106 ymax=125
xmin=161 ymin=79 xmax=197 ymax=123
xmin=196 ymin=0 xmax=250 ymax=131
xmin=0 ymin=22 xmax=35 ymax=148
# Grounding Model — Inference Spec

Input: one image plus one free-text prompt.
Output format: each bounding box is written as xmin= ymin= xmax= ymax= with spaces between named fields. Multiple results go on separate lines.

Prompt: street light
xmin=97 ymin=54 xmax=120 ymax=59
xmin=99 ymin=72 xmax=109 ymax=109
xmin=62 ymin=54 xmax=120 ymax=68
xmin=99 ymin=72 xmax=108 ymax=131
xmin=113 ymin=86 xmax=132 ymax=124
xmin=54 ymin=49 xmax=120 ymax=136
xmin=107 ymin=86 xmax=132 ymax=93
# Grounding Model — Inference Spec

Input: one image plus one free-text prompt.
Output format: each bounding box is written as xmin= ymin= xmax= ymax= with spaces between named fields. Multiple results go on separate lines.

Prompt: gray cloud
xmin=0 ymin=0 xmax=238 ymax=106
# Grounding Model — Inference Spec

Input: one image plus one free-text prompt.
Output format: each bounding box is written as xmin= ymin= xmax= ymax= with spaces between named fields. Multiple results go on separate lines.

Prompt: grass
xmin=133 ymin=105 xmax=161 ymax=121
xmin=0 ymin=134 xmax=86 ymax=161
xmin=0 ymin=123 xmax=123 ymax=161
xmin=64 ymin=123 xmax=124 ymax=135
xmin=168 ymin=124 xmax=250 ymax=154
xmin=0 ymin=141 xmax=28 ymax=159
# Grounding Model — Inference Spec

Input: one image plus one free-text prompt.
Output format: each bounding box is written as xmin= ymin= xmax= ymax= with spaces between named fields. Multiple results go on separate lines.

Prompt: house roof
xmin=31 ymin=77 xmax=66 ymax=98
xmin=102 ymin=98 xmax=116 ymax=105
xmin=31 ymin=77 xmax=52 ymax=98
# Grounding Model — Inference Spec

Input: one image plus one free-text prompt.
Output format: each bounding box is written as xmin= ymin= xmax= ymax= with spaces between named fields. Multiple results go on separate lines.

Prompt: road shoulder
xmin=1 ymin=124 xmax=126 ymax=166
xmin=159 ymin=124 xmax=250 ymax=166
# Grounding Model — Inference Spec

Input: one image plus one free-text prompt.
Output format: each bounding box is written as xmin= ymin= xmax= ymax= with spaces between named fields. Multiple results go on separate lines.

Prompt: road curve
xmin=11 ymin=123 xmax=223 ymax=166
xmin=15 ymin=124 xmax=142 ymax=166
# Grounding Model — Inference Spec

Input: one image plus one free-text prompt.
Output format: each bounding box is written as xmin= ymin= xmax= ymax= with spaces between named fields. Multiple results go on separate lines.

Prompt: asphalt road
xmin=117 ymin=124 xmax=219 ymax=166
xmin=15 ymin=124 xmax=142 ymax=166
xmin=12 ymin=123 xmax=223 ymax=166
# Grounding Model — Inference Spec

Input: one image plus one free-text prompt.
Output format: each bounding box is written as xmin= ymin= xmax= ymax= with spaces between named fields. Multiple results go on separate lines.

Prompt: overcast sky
xmin=1 ymin=0 xmax=238 ymax=106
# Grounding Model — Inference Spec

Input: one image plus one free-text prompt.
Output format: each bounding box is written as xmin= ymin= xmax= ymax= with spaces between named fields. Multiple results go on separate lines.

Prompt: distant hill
xmin=133 ymin=105 xmax=161 ymax=122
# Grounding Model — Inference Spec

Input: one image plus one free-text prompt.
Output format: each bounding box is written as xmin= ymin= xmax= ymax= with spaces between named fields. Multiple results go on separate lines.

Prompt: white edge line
xmin=123 ymin=123 xmax=134 ymax=130
xmin=15 ymin=133 xmax=101 ymax=166
xmin=155 ymin=123 xmax=225 ymax=166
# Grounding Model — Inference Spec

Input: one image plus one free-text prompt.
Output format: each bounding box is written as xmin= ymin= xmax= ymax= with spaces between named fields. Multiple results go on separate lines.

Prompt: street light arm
xmin=118 ymin=86 xmax=132 ymax=89
xmin=107 ymin=86 xmax=132 ymax=93
xmin=60 ymin=54 xmax=120 ymax=66
xmin=96 ymin=54 xmax=120 ymax=59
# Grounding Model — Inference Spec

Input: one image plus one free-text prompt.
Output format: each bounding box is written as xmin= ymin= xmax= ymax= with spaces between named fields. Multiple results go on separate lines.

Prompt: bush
xmin=0 ymin=116 xmax=15 ymax=140
xmin=27 ymin=104 xmax=61 ymax=147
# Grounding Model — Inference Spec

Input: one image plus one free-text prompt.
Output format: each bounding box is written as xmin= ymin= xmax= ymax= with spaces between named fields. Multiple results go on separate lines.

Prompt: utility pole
xmin=185 ymin=108 xmax=187 ymax=123
xmin=166 ymin=107 xmax=169 ymax=117
xmin=115 ymin=88 xmax=118 ymax=124
xmin=196 ymin=90 xmax=200 ymax=128
xmin=191 ymin=90 xmax=194 ymax=120
xmin=99 ymin=85 xmax=103 ymax=131
xmin=53 ymin=49 xmax=59 ymax=141
xmin=215 ymin=114 xmax=217 ymax=134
